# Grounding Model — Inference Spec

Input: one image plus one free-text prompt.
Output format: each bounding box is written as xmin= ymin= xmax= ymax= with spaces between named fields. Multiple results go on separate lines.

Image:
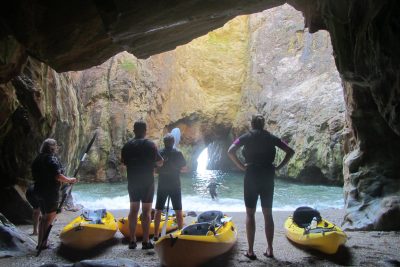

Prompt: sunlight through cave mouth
xmin=196 ymin=147 xmax=209 ymax=172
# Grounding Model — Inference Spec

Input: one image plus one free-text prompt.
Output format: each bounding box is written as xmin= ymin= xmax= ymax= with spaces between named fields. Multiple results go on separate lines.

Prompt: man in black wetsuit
xmin=32 ymin=138 xmax=77 ymax=250
xmin=121 ymin=121 xmax=163 ymax=249
xmin=153 ymin=134 xmax=186 ymax=240
xmin=228 ymin=114 xmax=294 ymax=260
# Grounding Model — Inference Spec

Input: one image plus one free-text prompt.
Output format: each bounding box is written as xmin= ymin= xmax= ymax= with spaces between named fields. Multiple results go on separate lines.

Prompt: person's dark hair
xmin=163 ymin=133 xmax=175 ymax=148
xmin=40 ymin=138 xmax=57 ymax=154
xmin=251 ymin=114 xmax=265 ymax=130
xmin=133 ymin=121 xmax=147 ymax=136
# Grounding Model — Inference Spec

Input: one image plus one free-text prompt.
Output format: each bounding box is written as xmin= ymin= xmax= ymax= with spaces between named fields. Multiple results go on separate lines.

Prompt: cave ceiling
xmin=0 ymin=0 xmax=288 ymax=82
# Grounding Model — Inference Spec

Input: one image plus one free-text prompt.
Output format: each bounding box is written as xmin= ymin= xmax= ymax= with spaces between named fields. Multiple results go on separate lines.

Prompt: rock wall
xmin=232 ymin=5 xmax=346 ymax=184
xmin=73 ymin=6 xmax=345 ymax=184
xmin=286 ymin=0 xmax=400 ymax=230
xmin=0 ymin=57 xmax=83 ymax=222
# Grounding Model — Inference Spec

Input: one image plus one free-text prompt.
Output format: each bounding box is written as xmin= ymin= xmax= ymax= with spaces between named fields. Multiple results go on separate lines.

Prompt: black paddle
xmin=36 ymin=133 xmax=97 ymax=256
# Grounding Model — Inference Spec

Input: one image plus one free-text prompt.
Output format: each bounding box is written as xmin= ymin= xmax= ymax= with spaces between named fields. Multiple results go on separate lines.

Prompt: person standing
xmin=121 ymin=121 xmax=163 ymax=249
xmin=207 ymin=178 xmax=228 ymax=200
xmin=153 ymin=134 xmax=186 ymax=241
xmin=31 ymin=138 xmax=77 ymax=250
xmin=228 ymin=114 xmax=294 ymax=259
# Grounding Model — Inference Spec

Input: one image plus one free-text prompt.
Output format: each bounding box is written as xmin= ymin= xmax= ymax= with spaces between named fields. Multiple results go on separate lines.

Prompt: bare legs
xmin=154 ymin=209 xmax=184 ymax=239
xmin=262 ymin=207 xmax=274 ymax=257
xmin=32 ymin=208 xmax=41 ymax=235
xmin=128 ymin=202 xmax=140 ymax=244
xmin=175 ymin=210 xmax=184 ymax=229
xmin=141 ymin=202 xmax=153 ymax=243
xmin=153 ymin=209 xmax=162 ymax=238
xmin=245 ymin=207 xmax=256 ymax=256
xmin=245 ymin=207 xmax=274 ymax=258
xmin=37 ymin=211 xmax=56 ymax=249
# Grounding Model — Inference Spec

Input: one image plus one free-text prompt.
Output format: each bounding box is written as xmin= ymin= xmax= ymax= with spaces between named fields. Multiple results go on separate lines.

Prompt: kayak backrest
xmin=293 ymin=206 xmax=322 ymax=228
xmin=197 ymin=210 xmax=223 ymax=223
xmin=181 ymin=222 xmax=211 ymax=236
xmin=82 ymin=209 xmax=107 ymax=224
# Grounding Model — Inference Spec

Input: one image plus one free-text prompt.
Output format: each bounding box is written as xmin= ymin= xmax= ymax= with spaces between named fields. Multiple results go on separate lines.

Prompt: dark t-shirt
xmin=236 ymin=129 xmax=282 ymax=167
xmin=121 ymin=138 xmax=162 ymax=186
xmin=157 ymin=147 xmax=186 ymax=189
xmin=31 ymin=153 xmax=64 ymax=198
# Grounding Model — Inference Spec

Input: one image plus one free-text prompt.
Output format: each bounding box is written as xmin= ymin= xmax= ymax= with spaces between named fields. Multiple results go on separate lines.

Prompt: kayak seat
xmin=197 ymin=210 xmax=223 ymax=223
xmin=81 ymin=209 xmax=107 ymax=224
xmin=181 ymin=222 xmax=212 ymax=236
xmin=293 ymin=206 xmax=322 ymax=228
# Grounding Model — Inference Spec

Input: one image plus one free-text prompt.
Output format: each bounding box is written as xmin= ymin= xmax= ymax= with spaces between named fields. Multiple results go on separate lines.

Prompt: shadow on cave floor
xmin=198 ymin=243 xmax=238 ymax=267
xmin=56 ymin=237 xmax=120 ymax=261
xmin=287 ymin=239 xmax=352 ymax=266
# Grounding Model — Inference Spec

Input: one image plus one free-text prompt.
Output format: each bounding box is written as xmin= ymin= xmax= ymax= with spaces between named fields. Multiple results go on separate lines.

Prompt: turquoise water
xmin=72 ymin=170 xmax=343 ymax=212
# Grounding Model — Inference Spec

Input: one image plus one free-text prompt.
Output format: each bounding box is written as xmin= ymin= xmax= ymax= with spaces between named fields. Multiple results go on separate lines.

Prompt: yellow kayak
xmin=284 ymin=215 xmax=347 ymax=254
xmin=117 ymin=213 xmax=178 ymax=239
xmin=60 ymin=209 xmax=118 ymax=250
xmin=155 ymin=210 xmax=237 ymax=267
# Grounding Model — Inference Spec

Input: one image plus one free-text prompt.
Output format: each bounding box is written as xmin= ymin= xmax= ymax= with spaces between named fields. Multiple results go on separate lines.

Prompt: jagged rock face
xmin=73 ymin=7 xmax=344 ymax=183
xmin=76 ymin=16 xmax=249 ymax=180
xmin=231 ymin=5 xmax=345 ymax=184
xmin=0 ymin=57 xmax=85 ymax=221
xmin=305 ymin=1 xmax=400 ymax=230
xmin=0 ymin=57 xmax=82 ymax=187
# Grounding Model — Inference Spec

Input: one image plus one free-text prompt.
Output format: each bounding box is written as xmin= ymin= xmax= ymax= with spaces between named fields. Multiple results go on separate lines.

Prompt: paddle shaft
xmin=36 ymin=133 xmax=96 ymax=256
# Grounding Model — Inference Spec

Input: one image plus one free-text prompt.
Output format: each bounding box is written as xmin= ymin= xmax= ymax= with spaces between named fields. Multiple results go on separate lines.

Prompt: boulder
xmin=0 ymin=213 xmax=36 ymax=258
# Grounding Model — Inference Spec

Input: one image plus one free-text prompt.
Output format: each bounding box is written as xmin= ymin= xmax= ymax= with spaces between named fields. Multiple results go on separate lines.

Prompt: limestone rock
xmin=233 ymin=5 xmax=345 ymax=183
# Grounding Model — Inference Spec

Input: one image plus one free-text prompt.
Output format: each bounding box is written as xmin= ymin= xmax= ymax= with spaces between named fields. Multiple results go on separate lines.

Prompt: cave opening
xmin=0 ymin=1 xmax=398 ymax=232
xmin=196 ymin=147 xmax=209 ymax=172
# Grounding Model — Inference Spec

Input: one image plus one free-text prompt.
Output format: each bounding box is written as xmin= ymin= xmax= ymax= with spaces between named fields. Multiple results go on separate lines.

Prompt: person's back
xmin=241 ymin=129 xmax=280 ymax=168
xmin=32 ymin=153 xmax=63 ymax=197
xmin=121 ymin=121 xmax=163 ymax=250
xmin=153 ymin=133 xmax=186 ymax=240
xmin=122 ymin=138 xmax=159 ymax=185
xmin=228 ymin=114 xmax=295 ymax=259
xmin=158 ymin=147 xmax=186 ymax=189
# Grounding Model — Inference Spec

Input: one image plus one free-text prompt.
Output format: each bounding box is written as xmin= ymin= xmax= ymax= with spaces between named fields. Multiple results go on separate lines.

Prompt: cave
xmin=1 ymin=0 xmax=400 ymax=231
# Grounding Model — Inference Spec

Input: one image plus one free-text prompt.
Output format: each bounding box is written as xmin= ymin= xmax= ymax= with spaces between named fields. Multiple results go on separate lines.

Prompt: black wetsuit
xmin=121 ymin=138 xmax=162 ymax=203
xmin=155 ymin=147 xmax=186 ymax=210
xmin=31 ymin=153 xmax=64 ymax=214
xmin=207 ymin=182 xmax=220 ymax=199
xmin=234 ymin=129 xmax=283 ymax=208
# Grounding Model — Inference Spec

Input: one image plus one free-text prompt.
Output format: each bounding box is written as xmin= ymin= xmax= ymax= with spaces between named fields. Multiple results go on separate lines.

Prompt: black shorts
xmin=155 ymin=187 xmax=182 ymax=210
xmin=37 ymin=194 xmax=59 ymax=214
xmin=244 ymin=166 xmax=275 ymax=209
xmin=128 ymin=183 xmax=155 ymax=203
xmin=26 ymin=186 xmax=40 ymax=209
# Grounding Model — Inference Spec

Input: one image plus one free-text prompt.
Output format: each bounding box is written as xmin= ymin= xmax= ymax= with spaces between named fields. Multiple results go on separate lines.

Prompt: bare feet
xmin=264 ymin=247 xmax=274 ymax=258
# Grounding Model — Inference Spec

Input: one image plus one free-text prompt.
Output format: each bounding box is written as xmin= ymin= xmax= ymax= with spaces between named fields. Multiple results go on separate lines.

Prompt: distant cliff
xmin=75 ymin=5 xmax=345 ymax=184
